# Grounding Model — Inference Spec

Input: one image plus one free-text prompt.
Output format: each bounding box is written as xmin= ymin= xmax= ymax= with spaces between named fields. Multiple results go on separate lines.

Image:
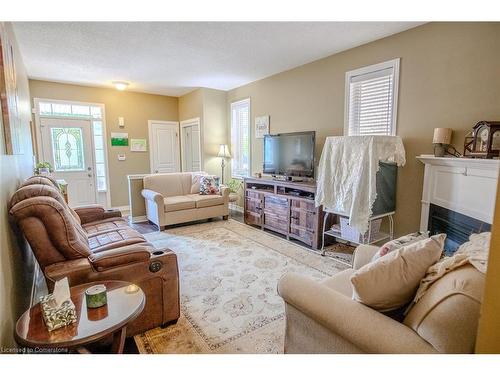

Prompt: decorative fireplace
xmin=428 ymin=204 xmax=491 ymax=256
xmin=418 ymin=155 xmax=499 ymax=255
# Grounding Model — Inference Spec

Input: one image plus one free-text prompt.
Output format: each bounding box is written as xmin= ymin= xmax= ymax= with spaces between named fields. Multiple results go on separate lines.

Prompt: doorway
xmin=34 ymin=98 xmax=110 ymax=208
xmin=148 ymin=120 xmax=181 ymax=173
xmin=180 ymin=117 xmax=202 ymax=172
xmin=40 ymin=117 xmax=97 ymax=206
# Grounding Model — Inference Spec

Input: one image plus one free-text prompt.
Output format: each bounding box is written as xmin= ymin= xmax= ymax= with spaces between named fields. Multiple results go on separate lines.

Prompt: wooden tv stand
xmin=243 ymin=177 xmax=325 ymax=249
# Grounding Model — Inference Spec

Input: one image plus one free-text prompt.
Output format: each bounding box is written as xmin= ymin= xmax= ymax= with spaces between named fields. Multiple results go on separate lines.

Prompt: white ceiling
xmin=12 ymin=22 xmax=423 ymax=97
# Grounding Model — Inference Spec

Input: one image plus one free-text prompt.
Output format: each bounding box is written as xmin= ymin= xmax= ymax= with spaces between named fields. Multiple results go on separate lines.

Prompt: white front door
xmin=148 ymin=120 xmax=180 ymax=173
xmin=40 ymin=117 xmax=97 ymax=206
xmin=180 ymin=118 xmax=201 ymax=172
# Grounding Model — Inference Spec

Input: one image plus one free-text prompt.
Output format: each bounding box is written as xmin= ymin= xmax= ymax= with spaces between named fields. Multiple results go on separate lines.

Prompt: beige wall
xmin=203 ymin=89 xmax=229 ymax=179
xmin=0 ymin=22 xmax=35 ymax=348
xmin=227 ymin=22 xmax=500 ymax=236
xmin=28 ymin=80 xmax=179 ymax=207
xmin=179 ymin=89 xmax=203 ymax=122
xmin=179 ymin=88 xmax=228 ymax=179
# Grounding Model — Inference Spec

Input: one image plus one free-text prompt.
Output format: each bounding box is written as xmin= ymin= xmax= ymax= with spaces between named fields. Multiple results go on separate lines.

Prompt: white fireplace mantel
xmin=417 ymin=155 xmax=499 ymax=231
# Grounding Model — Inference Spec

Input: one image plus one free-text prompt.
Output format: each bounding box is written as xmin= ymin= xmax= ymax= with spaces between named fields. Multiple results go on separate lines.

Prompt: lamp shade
xmin=432 ymin=128 xmax=452 ymax=144
xmin=217 ymin=144 xmax=231 ymax=158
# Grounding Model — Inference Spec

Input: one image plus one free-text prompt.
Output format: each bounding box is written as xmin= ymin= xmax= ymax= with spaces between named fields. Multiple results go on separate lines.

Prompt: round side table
xmin=15 ymin=280 xmax=145 ymax=354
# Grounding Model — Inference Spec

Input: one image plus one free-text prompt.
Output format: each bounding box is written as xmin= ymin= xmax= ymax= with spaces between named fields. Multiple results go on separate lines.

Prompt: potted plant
xmin=226 ymin=178 xmax=243 ymax=194
xmin=34 ymin=161 xmax=53 ymax=176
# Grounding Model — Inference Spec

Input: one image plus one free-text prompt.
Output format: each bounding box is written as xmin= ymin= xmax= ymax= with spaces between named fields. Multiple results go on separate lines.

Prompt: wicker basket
xmin=340 ymin=216 xmax=381 ymax=244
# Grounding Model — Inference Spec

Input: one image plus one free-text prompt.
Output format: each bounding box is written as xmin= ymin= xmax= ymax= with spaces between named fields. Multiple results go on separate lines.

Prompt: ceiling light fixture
xmin=112 ymin=81 xmax=129 ymax=91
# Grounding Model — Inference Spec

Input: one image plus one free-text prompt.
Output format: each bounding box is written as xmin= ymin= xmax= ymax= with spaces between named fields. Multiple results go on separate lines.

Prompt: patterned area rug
xmin=134 ymin=219 xmax=348 ymax=354
xmin=322 ymin=243 xmax=356 ymax=266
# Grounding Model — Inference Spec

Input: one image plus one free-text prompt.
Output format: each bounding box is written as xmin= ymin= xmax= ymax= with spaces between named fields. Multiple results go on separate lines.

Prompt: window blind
xmin=347 ymin=65 xmax=397 ymax=136
xmin=231 ymin=99 xmax=250 ymax=178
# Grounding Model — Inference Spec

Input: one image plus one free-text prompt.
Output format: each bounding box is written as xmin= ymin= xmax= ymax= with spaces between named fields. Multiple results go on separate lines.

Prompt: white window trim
xmin=344 ymin=58 xmax=400 ymax=136
xmin=230 ymin=98 xmax=251 ymax=179
xmin=33 ymin=97 xmax=111 ymax=208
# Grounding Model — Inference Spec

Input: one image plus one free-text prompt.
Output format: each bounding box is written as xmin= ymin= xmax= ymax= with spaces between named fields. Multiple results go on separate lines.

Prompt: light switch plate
xmin=118 ymin=117 xmax=125 ymax=128
xmin=117 ymin=154 xmax=126 ymax=161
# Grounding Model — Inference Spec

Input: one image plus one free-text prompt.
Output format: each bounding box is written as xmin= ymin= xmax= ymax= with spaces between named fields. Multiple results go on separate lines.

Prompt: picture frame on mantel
xmin=0 ymin=25 xmax=23 ymax=155
xmin=255 ymin=115 xmax=270 ymax=139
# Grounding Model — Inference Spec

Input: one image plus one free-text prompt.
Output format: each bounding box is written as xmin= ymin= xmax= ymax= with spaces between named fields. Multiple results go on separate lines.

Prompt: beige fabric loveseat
xmin=278 ymin=244 xmax=485 ymax=354
xmin=142 ymin=172 xmax=229 ymax=229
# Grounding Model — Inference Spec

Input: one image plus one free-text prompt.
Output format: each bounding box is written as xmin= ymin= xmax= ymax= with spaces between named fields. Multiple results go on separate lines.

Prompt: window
xmin=38 ymin=100 xmax=108 ymax=192
xmin=231 ymin=98 xmax=250 ymax=178
xmin=345 ymin=58 xmax=400 ymax=136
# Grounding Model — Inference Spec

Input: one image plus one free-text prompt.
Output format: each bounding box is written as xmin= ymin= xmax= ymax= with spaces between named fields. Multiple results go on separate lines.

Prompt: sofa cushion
xmin=144 ymin=173 xmax=184 ymax=197
xmin=88 ymin=228 xmax=147 ymax=252
xmin=82 ymin=217 xmax=130 ymax=235
xmin=164 ymin=195 xmax=196 ymax=212
xmin=188 ymin=194 xmax=224 ymax=208
xmin=350 ymin=234 xmax=445 ymax=311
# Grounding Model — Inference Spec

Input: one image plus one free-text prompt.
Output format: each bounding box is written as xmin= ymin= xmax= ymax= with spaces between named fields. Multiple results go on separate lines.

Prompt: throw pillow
xmin=350 ymin=234 xmax=445 ymax=311
xmin=190 ymin=172 xmax=208 ymax=194
xmin=371 ymin=231 xmax=429 ymax=261
xmin=199 ymin=175 xmax=220 ymax=195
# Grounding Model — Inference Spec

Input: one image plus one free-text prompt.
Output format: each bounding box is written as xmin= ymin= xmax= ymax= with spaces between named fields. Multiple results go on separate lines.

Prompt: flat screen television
xmin=263 ymin=131 xmax=315 ymax=178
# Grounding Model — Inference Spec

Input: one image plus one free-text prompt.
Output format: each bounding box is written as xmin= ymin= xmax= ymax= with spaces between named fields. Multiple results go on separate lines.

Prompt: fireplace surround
xmin=418 ymin=155 xmax=499 ymax=254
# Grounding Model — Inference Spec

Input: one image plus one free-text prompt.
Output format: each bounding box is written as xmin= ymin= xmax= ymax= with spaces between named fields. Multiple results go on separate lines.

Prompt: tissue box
xmin=40 ymin=294 xmax=78 ymax=331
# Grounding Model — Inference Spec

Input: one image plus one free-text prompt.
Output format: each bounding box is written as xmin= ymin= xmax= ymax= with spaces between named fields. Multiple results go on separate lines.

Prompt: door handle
xmin=88 ymin=174 xmax=92 ymax=178
xmin=87 ymin=167 xmax=92 ymax=171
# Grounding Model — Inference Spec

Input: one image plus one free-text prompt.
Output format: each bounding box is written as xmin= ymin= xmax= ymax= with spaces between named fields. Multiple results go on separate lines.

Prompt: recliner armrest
xmin=73 ymin=205 xmax=122 ymax=224
xmin=88 ymin=244 xmax=151 ymax=271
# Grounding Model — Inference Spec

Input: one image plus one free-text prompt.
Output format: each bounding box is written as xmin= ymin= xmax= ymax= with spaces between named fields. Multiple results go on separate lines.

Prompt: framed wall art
xmin=255 ymin=115 xmax=270 ymax=139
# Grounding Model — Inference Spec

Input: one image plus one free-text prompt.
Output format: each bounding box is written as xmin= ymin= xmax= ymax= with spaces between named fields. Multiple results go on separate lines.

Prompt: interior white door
xmin=148 ymin=121 xmax=180 ymax=173
xmin=40 ymin=117 xmax=97 ymax=206
xmin=181 ymin=119 xmax=201 ymax=172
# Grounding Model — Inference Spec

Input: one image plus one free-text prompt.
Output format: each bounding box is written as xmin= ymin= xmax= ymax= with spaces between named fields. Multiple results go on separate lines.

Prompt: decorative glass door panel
xmin=40 ymin=118 xmax=97 ymax=206
xmin=50 ymin=127 xmax=85 ymax=171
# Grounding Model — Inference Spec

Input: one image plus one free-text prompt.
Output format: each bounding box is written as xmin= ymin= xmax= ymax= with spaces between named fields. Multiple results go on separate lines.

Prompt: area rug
xmin=134 ymin=219 xmax=348 ymax=354
xmin=322 ymin=243 xmax=356 ymax=266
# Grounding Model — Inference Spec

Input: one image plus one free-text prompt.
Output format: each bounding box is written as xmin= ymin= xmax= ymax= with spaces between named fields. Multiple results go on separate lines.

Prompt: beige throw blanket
xmin=412 ymin=232 xmax=491 ymax=305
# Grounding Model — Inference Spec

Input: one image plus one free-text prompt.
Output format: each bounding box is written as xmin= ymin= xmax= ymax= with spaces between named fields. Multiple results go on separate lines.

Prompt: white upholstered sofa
xmin=141 ymin=172 xmax=229 ymax=229
xmin=278 ymin=244 xmax=485 ymax=354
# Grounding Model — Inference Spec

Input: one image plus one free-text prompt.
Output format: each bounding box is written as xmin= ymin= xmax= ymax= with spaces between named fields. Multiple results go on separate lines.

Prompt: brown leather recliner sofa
xmin=9 ymin=176 xmax=180 ymax=336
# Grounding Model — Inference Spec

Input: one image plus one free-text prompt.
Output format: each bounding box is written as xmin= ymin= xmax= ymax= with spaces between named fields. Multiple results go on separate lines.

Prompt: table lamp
xmin=432 ymin=128 xmax=452 ymax=157
xmin=217 ymin=144 xmax=231 ymax=183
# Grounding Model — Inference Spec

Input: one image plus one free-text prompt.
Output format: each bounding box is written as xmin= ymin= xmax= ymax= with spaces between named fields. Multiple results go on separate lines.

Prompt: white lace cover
xmin=315 ymin=136 xmax=406 ymax=233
